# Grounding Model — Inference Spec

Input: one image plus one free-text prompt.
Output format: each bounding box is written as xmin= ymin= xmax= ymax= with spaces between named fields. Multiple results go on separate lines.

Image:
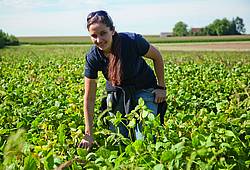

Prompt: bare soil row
xmin=156 ymin=41 xmax=250 ymax=51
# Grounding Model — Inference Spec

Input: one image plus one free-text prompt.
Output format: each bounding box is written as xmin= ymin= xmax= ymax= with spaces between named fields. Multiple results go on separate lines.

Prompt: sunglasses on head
xmin=87 ymin=10 xmax=109 ymax=21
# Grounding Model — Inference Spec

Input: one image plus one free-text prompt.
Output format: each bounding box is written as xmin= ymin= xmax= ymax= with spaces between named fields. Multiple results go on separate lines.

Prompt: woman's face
xmin=88 ymin=22 xmax=114 ymax=53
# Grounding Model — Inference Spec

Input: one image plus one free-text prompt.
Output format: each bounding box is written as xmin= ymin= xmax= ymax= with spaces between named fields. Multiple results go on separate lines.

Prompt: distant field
xmin=18 ymin=35 xmax=250 ymax=45
xmin=155 ymin=41 xmax=250 ymax=51
xmin=18 ymin=36 xmax=92 ymax=44
xmin=146 ymin=35 xmax=250 ymax=43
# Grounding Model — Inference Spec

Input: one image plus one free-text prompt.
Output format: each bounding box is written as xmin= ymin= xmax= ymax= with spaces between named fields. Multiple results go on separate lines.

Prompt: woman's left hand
xmin=152 ymin=89 xmax=166 ymax=103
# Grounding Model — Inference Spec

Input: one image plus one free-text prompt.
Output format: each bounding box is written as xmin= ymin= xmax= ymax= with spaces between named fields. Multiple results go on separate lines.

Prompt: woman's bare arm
xmin=79 ymin=77 xmax=97 ymax=149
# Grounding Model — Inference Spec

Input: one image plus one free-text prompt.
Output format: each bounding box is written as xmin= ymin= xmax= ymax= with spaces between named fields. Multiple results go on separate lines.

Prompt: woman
xmin=79 ymin=10 xmax=166 ymax=150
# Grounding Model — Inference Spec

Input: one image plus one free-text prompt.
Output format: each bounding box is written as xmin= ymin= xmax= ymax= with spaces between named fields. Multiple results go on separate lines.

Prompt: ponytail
xmin=108 ymin=32 xmax=123 ymax=86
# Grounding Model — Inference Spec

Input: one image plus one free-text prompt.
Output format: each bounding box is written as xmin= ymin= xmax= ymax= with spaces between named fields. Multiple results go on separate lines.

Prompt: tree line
xmin=0 ymin=29 xmax=19 ymax=48
xmin=173 ymin=17 xmax=246 ymax=36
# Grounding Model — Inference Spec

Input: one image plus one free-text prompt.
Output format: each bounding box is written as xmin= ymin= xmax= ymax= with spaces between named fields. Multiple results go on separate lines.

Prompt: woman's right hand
xmin=78 ymin=134 xmax=94 ymax=151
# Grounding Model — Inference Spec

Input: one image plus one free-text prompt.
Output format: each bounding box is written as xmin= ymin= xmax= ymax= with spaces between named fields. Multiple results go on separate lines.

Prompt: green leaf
xmin=77 ymin=148 xmax=88 ymax=159
xmin=0 ymin=129 xmax=8 ymax=135
xmin=197 ymin=148 xmax=208 ymax=157
xmin=108 ymin=151 xmax=118 ymax=162
xmin=142 ymin=110 xmax=149 ymax=118
xmin=153 ymin=164 xmax=164 ymax=170
xmin=23 ymin=142 xmax=30 ymax=155
xmin=205 ymin=134 xmax=215 ymax=147
xmin=86 ymin=153 xmax=96 ymax=161
xmin=192 ymin=135 xmax=199 ymax=148
xmin=127 ymin=118 xmax=136 ymax=128
xmin=148 ymin=113 xmax=155 ymax=121
xmin=44 ymin=151 xmax=54 ymax=170
xmin=57 ymin=124 xmax=65 ymax=145
xmin=95 ymin=146 xmax=111 ymax=159
xmin=55 ymin=101 xmax=60 ymax=107
xmin=187 ymin=152 xmax=197 ymax=170
xmin=24 ymin=155 xmax=37 ymax=170
xmin=155 ymin=142 xmax=163 ymax=151
xmin=95 ymin=157 xmax=105 ymax=164
xmin=113 ymin=112 xmax=123 ymax=126
xmin=125 ymin=144 xmax=135 ymax=156
xmin=245 ymin=160 xmax=250 ymax=165
xmin=161 ymin=150 xmax=174 ymax=162
xmin=245 ymin=135 xmax=250 ymax=140
xmin=132 ymin=140 xmax=145 ymax=154
xmin=225 ymin=130 xmax=235 ymax=137
xmin=220 ymin=143 xmax=231 ymax=148
xmin=138 ymin=98 xmax=145 ymax=106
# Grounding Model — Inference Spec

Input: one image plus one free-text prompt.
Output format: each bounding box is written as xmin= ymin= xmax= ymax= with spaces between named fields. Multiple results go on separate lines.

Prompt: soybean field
xmin=0 ymin=45 xmax=250 ymax=169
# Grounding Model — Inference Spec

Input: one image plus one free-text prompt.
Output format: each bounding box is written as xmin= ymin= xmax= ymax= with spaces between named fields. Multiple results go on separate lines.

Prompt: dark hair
xmin=87 ymin=10 xmax=114 ymax=32
xmin=87 ymin=10 xmax=123 ymax=86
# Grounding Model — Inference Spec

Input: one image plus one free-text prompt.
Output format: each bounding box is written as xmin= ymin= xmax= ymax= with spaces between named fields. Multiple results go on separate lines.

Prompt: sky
xmin=0 ymin=0 xmax=249 ymax=36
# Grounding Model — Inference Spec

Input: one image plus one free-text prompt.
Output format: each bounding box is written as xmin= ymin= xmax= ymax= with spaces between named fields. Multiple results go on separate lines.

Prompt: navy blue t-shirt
xmin=84 ymin=32 xmax=157 ymax=90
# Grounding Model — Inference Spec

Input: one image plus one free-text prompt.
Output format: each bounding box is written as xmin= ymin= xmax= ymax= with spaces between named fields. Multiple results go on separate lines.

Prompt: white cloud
xmin=0 ymin=0 xmax=48 ymax=10
xmin=108 ymin=0 xmax=250 ymax=34
xmin=0 ymin=0 xmax=249 ymax=36
xmin=0 ymin=0 xmax=105 ymax=36
xmin=0 ymin=0 xmax=106 ymax=12
xmin=0 ymin=10 xmax=86 ymax=36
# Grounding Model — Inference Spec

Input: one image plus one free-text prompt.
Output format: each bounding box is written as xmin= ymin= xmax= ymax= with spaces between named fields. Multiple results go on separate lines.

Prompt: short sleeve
xmin=135 ymin=34 xmax=150 ymax=56
xmin=84 ymin=54 xmax=98 ymax=79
